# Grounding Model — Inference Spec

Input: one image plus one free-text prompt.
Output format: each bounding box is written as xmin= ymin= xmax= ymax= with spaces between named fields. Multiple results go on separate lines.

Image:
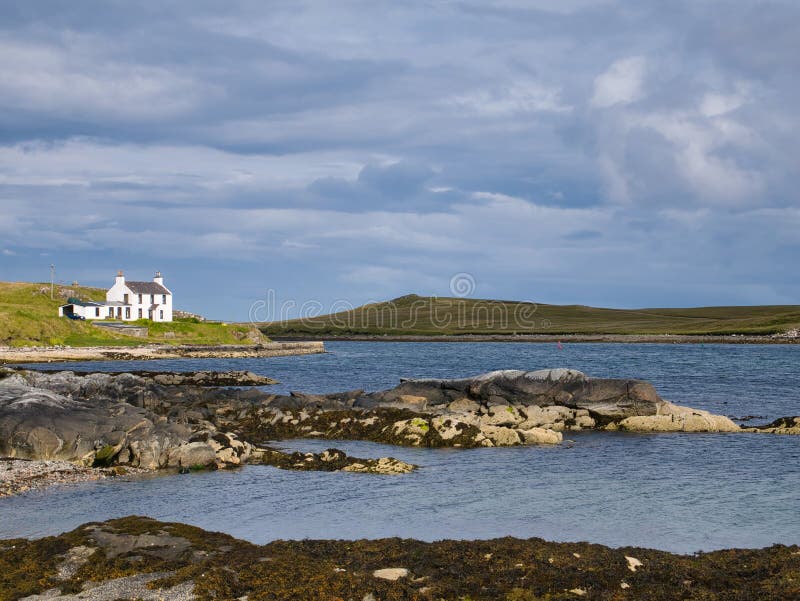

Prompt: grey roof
xmin=125 ymin=281 xmax=171 ymax=294
xmin=60 ymin=300 xmax=106 ymax=308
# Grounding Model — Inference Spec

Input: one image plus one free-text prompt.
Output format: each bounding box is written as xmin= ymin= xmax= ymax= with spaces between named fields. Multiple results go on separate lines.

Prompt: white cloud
xmin=591 ymin=56 xmax=647 ymax=108
xmin=448 ymin=82 xmax=571 ymax=115
xmin=700 ymin=85 xmax=751 ymax=118
xmin=0 ymin=40 xmax=212 ymax=120
xmin=2 ymin=249 xmax=16 ymax=256
xmin=635 ymin=112 xmax=763 ymax=203
xmin=0 ymin=138 xmax=365 ymax=192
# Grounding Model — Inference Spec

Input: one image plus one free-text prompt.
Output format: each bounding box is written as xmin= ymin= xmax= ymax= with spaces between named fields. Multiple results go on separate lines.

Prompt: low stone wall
xmin=92 ymin=322 xmax=149 ymax=337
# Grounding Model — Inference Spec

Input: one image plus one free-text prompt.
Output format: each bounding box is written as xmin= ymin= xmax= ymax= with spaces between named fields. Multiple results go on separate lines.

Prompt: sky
xmin=0 ymin=0 xmax=798 ymax=320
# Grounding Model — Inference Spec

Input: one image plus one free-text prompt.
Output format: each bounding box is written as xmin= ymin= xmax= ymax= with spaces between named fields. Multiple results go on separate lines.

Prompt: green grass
xmin=260 ymin=294 xmax=800 ymax=337
xmin=0 ymin=281 xmax=269 ymax=347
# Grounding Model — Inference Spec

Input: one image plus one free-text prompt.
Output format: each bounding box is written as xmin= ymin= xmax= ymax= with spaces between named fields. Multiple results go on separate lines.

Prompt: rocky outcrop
xmin=1 ymin=367 xmax=790 ymax=481
xmin=255 ymin=447 xmax=415 ymax=474
xmin=2 ymin=516 xmax=798 ymax=601
xmin=243 ymin=369 xmax=746 ymax=447
xmin=745 ymin=416 xmax=800 ymax=434
xmin=0 ymin=370 xmax=262 ymax=471
xmin=610 ymin=402 xmax=740 ymax=433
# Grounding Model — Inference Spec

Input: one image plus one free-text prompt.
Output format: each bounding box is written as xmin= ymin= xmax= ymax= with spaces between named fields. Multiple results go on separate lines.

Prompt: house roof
xmin=125 ymin=281 xmax=171 ymax=295
xmin=62 ymin=298 xmax=107 ymax=308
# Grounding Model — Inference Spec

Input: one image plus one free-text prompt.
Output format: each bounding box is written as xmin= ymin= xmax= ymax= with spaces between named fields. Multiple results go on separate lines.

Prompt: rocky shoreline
xmin=2 ymin=515 xmax=798 ymax=600
xmin=0 ymin=341 xmax=325 ymax=364
xmin=0 ymin=458 xmax=148 ymax=497
xmin=0 ymin=366 xmax=797 ymax=497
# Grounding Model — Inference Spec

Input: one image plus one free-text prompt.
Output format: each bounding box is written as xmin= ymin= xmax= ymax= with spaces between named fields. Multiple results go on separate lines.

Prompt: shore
xmin=3 ymin=515 xmax=798 ymax=600
xmin=0 ymin=458 xmax=149 ymax=497
xmin=271 ymin=332 xmax=800 ymax=344
xmin=0 ymin=341 xmax=325 ymax=364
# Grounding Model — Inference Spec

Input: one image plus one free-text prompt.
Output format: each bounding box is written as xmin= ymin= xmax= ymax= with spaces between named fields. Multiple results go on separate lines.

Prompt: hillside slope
xmin=260 ymin=294 xmax=800 ymax=337
xmin=0 ymin=282 xmax=267 ymax=347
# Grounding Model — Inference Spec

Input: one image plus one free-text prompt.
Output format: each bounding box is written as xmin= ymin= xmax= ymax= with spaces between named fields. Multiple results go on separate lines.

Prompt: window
xmin=108 ymin=308 xmax=113 ymax=317
xmin=138 ymin=308 xmax=143 ymax=319
xmin=95 ymin=307 xmax=100 ymax=317
xmin=162 ymin=294 xmax=167 ymax=304
xmin=150 ymin=294 xmax=155 ymax=304
xmin=123 ymin=293 xmax=129 ymax=304
xmin=159 ymin=310 xmax=164 ymax=320
xmin=125 ymin=307 xmax=130 ymax=319
xmin=138 ymin=294 xmax=142 ymax=304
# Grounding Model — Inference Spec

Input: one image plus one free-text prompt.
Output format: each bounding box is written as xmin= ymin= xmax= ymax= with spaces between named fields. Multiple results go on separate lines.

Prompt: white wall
xmin=105 ymin=274 xmax=173 ymax=321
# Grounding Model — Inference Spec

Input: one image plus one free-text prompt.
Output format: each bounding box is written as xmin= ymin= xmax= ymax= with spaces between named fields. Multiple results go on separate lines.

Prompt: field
xmin=0 ymin=282 xmax=267 ymax=347
xmin=260 ymin=294 xmax=800 ymax=337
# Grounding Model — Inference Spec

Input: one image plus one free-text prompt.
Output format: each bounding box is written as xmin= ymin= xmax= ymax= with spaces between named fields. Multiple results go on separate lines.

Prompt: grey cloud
xmin=0 ymin=0 xmax=797 ymax=316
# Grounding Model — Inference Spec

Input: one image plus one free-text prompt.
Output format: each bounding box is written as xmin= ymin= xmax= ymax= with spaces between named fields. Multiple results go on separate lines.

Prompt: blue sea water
xmin=2 ymin=341 xmax=799 ymax=553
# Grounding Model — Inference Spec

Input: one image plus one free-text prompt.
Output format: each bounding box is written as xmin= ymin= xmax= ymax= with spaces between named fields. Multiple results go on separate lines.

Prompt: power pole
xmin=50 ymin=264 xmax=55 ymax=300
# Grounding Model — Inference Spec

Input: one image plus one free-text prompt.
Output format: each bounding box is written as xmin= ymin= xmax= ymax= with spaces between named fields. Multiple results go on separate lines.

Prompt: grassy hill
xmin=0 ymin=282 xmax=268 ymax=347
xmin=260 ymin=294 xmax=800 ymax=337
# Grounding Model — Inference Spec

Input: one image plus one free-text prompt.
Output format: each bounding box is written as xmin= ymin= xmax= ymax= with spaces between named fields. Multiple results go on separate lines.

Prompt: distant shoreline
xmin=0 ymin=341 xmax=325 ymax=364
xmin=270 ymin=333 xmax=800 ymax=344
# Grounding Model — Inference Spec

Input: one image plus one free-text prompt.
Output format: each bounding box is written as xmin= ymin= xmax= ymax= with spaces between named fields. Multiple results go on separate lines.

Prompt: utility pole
xmin=50 ymin=264 xmax=55 ymax=300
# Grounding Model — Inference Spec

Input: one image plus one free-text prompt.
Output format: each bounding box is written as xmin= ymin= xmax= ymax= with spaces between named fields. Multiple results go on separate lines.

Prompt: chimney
xmin=154 ymin=271 xmax=164 ymax=286
xmin=115 ymin=270 xmax=125 ymax=285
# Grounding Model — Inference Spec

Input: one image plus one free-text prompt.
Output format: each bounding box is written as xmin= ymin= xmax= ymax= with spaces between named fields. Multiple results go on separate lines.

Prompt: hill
xmin=0 ymin=282 xmax=268 ymax=347
xmin=259 ymin=294 xmax=800 ymax=337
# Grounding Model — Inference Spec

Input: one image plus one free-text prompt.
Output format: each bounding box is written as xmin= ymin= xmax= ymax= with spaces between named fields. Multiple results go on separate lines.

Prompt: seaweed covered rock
xmin=254 ymin=447 xmax=416 ymax=474
xmin=2 ymin=516 xmax=799 ymax=601
xmin=745 ymin=416 xmax=800 ymax=434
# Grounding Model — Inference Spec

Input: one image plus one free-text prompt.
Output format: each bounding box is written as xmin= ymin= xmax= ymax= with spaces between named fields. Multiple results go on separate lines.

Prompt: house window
xmin=95 ymin=307 xmax=100 ymax=317
xmin=150 ymin=294 xmax=155 ymax=304
xmin=138 ymin=294 xmax=142 ymax=304
xmin=160 ymin=310 xmax=164 ymax=320
xmin=125 ymin=307 xmax=131 ymax=319
xmin=108 ymin=307 xmax=113 ymax=317
xmin=138 ymin=308 xmax=143 ymax=319
xmin=162 ymin=294 xmax=167 ymax=304
xmin=123 ymin=293 xmax=129 ymax=304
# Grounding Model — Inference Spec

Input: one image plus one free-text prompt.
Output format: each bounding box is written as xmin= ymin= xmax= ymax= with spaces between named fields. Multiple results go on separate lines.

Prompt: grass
xmin=0 ymin=281 xmax=269 ymax=347
xmin=260 ymin=293 xmax=800 ymax=337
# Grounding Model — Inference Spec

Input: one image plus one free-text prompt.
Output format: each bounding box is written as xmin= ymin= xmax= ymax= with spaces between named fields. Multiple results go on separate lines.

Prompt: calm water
xmin=3 ymin=341 xmax=799 ymax=552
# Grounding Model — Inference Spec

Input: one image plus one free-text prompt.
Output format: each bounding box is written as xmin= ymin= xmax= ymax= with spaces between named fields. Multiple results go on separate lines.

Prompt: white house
xmin=58 ymin=271 xmax=173 ymax=322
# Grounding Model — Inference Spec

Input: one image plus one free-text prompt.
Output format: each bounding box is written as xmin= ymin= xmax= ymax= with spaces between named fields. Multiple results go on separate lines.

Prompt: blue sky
xmin=0 ymin=1 xmax=798 ymax=320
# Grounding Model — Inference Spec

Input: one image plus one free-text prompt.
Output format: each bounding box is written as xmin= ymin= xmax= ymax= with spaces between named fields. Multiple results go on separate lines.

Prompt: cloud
xmin=0 ymin=39 xmax=210 ymax=121
xmin=447 ymin=81 xmax=571 ymax=115
xmin=591 ymin=56 xmax=647 ymax=108
xmin=0 ymin=0 xmax=797 ymax=316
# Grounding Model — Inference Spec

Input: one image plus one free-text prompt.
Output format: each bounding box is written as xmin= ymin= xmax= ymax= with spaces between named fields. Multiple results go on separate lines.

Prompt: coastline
xmin=270 ymin=332 xmax=800 ymax=344
xmin=3 ymin=515 xmax=798 ymax=600
xmin=0 ymin=458 xmax=150 ymax=498
xmin=0 ymin=341 xmax=325 ymax=364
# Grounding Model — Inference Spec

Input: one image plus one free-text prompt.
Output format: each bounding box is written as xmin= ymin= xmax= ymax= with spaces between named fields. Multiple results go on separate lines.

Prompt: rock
xmin=342 ymin=457 xmax=415 ymax=475
xmin=373 ymin=567 xmax=410 ymax=581
xmin=746 ymin=416 xmax=800 ymax=434
xmin=479 ymin=405 xmax=524 ymax=427
xmin=255 ymin=447 xmax=416 ymax=474
xmin=381 ymin=369 xmax=664 ymax=419
xmin=174 ymin=442 xmax=217 ymax=468
xmin=447 ymin=398 xmax=481 ymax=413
xmin=480 ymin=425 xmax=521 ymax=446
xmin=625 ymin=555 xmax=643 ymax=572
xmin=518 ymin=427 xmax=562 ymax=445
xmin=616 ymin=403 xmax=740 ymax=433
xmin=391 ymin=418 xmax=430 ymax=445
